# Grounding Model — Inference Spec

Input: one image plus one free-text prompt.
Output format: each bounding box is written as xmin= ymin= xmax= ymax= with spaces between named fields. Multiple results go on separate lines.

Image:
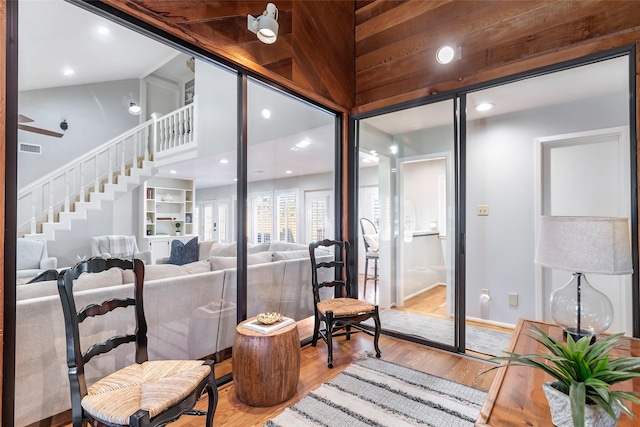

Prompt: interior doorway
xmin=535 ymin=126 xmax=632 ymax=334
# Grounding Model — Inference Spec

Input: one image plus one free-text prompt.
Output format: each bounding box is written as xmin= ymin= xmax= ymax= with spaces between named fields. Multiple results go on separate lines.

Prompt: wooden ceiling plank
xmin=356 ymin=1 xmax=640 ymax=94
xmin=355 ymin=0 xmax=404 ymax=26
xmin=356 ymin=0 xmax=450 ymax=42
xmin=356 ymin=0 xmax=553 ymax=62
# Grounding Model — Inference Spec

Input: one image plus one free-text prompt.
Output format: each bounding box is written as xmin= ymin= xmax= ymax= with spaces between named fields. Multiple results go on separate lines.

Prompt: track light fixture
xmin=248 ymin=3 xmax=279 ymax=44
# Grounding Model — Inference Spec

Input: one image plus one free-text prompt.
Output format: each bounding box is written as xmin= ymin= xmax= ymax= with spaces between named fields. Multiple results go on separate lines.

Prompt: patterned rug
xmin=264 ymin=356 xmax=487 ymax=427
xmin=364 ymin=310 xmax=512 ymax=357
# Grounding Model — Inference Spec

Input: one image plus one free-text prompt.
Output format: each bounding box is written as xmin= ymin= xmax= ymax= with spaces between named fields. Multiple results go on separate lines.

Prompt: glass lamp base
xmin=562 ymin=327 xmax=596 ymax=345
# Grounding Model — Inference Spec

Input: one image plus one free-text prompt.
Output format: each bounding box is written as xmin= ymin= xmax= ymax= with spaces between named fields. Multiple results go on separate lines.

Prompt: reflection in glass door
xmin=357 ymin=99 xmax=457 ymax=349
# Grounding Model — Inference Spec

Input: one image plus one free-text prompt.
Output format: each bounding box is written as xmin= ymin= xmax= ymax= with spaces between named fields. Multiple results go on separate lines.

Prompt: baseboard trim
xmin=466 ymin=315 xmax=515 ymax=330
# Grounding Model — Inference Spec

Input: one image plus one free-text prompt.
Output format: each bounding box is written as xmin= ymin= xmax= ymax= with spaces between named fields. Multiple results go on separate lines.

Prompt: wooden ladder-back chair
xmin=57 ymin=257 xmax=218 ymax=427
xmin=309 ymin=239 xmax=381 ymax=368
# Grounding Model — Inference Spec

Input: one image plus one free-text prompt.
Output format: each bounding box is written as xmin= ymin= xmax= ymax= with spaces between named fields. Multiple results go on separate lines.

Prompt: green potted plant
xmin=486 ymin=324 xmax=640 ymax=427
xmin=175 ymin=222 xmax=181 ymax=236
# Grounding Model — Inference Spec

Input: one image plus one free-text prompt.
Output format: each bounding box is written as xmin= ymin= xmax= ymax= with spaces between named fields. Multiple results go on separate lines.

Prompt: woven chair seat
xmin=82 ymin=360 xmax=211 ymax=425
xmin=317 ymin=298 xmax=375 ymax=317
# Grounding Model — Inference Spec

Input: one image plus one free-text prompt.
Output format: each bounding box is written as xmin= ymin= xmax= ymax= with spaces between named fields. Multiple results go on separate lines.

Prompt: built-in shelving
xmin=143 ymin=177 xmax=194 ymax=237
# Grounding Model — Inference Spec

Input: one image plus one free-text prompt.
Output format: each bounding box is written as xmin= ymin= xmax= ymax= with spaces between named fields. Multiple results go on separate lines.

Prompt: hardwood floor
xmin=173 ymin=318 xmax=497 ymax=427
xmin=52 ymin=280 xmax=508 ymax=427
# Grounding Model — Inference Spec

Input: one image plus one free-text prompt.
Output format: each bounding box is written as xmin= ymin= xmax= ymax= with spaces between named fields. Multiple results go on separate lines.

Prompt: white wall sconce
xmin=248 ymin=3 xmax=279 ymax=44
xmin=436 ymin=45 xmax=462 ymax=64
xmin=128 ymin=102 xmax=141 ymax=115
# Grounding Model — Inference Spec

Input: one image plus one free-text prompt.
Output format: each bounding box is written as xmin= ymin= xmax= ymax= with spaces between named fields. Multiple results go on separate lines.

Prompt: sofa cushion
xmin=209 ymin=242 xmax=237 ymax=257
xmin=210 ymin=252 xmax=273 ymax=271
xmin=168 ymin=237 xmax=199 ymax=266
xmin=17 ymin=239 xmax=44 ymax=270
xmin=123 ymin=264 xmax=189 ymax=283
xmin=268 ymin=242 xmax=308 ymax=252
xmin=248 ymin=242 xmax=270 ymax=254
xmin=271 ymin=249 xmax=310 ymax=261
xmin=198 ymin=240 xmax=217 ymax=261
xmin=181 ymin=260 xmax=211 ymax=274
xmin=76 ymin=268 xmax=123 ymax=292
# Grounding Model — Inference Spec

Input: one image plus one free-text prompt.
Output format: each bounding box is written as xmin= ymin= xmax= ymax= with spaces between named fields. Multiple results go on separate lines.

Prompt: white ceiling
xmin=19 ymin=0 xmax=630 ymax=188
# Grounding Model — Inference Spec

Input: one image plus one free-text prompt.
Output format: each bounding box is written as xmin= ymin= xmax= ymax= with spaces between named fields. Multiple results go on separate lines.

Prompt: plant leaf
xmin=570 ymin=381 xmax=586 ymax=427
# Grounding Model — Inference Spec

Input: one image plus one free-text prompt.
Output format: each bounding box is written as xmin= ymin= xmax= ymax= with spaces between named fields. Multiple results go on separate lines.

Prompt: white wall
xmin=194 ymin=59 xmax=238 ymax=157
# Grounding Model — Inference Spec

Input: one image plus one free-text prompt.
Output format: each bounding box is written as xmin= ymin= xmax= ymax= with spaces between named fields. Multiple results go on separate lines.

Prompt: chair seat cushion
xmin=317 ymin=298 xmax=375 ymax=316
xmin=82 ymin=360 xmax=211 ymax=425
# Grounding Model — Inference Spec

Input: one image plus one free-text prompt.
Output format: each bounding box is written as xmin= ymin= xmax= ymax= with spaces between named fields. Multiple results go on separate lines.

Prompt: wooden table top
xmin=476 ymin=318 xmax=640 ymax=426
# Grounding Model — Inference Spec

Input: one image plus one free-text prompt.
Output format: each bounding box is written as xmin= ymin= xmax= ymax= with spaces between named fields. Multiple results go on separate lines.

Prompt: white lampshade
xmin=535 ymin=216 xmax=633 ymax=341
xmin=534 ymin=216 xmax=632 ymax=275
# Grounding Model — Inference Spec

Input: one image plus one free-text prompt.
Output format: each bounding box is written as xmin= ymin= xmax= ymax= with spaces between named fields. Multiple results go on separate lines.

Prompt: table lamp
xmin=534 ymin=216 xmax=633 ymax=342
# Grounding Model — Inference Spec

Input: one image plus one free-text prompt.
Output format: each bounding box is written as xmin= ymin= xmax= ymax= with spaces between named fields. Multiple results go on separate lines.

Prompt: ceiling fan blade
xmin=18 ymin=123 xmax=63 ymax=138
xmin=18 ymin=114 xmax=34 ymax=123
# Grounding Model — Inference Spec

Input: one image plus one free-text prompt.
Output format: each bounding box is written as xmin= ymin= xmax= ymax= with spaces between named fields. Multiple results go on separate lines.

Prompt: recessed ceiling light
xmin=390 ymin=145 xmax=398 ymax=155
xmin=169 ymin=170 xmax=177 ymax=174
xmin=96 ymin=26 xmax=110 ymax=35
xmin=262 ymin=109 xmax=271 ymax=119
xmin=285 ymin=170 xmax=292 ymax=174
xmin=63 ymin=67 xmax=75 ymax=76
xmin=296 ymin=139 xmax=311 ymax=148
xmin=436 ymin=45 xmax=461 ymax=64
xmin=219 ymin=159 xmax=229 ymax=164
xmin=233 ymin=178 xmax=238 ymax=182
xmin=370 ymin=150 xmax=377 ymax=156
xmin=475 ymin=103 xmax=495 ymax=112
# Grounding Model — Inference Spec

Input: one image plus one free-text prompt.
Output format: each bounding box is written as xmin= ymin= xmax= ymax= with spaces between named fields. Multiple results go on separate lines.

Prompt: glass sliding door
xmin=357 ymin=99 xmax=458 ymax=349
xmin=15 ymin=1 xmax=241 ymax=425
xmin=245 ymin=78 xmax=337 ymax=334
xmin=465 ymin=54 xmax=634 ymax=351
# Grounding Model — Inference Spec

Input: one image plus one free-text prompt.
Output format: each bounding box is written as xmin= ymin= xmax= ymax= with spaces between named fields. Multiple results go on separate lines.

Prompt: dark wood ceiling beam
xmin=131 ymin=1 xmax=292 ymax=25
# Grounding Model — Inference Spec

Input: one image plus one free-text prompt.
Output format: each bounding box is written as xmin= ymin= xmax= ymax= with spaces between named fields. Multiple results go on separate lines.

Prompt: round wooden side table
xmin=232 ymin=317 xmax=300 ymax=407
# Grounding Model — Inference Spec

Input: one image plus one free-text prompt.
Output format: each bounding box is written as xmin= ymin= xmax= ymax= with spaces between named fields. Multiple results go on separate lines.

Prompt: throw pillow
xmin=168 ymin=237 xmax=199 ymax=266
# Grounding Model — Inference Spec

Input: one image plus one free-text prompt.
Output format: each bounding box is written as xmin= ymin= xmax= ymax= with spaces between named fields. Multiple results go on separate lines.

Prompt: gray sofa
xmin=14 ymin=240 xmax=331 ymax=426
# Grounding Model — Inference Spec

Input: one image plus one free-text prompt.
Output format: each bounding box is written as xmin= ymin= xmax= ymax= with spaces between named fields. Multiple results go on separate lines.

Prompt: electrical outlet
xmin=477 ymin=205 xmax=489 ymax=216
xmin=509 ymin=293 xmax=518 ymax=307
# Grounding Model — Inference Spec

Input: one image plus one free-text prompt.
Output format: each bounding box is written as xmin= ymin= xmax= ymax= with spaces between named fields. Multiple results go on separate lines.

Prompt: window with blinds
xmin=252 ymin=193 xmax=272 ymax=243
xmin=310 ymin=198 xmax=327 ymax=242
xmin=276 ymin=190 xmax=298 ymax=242
xmin=203 ymin=204 xmax=214 ymax=241
xmin=193 ymin=205 xmax=200 ymax=240
xmin=218 ymin=204 xmax=228 ymax=243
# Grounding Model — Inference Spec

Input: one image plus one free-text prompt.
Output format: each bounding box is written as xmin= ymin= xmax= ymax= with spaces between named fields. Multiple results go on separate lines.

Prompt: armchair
xmin=16 ymin=237 xmax=57 ymax=280
xmin=90 ymin=235 xmax=152 ymax=265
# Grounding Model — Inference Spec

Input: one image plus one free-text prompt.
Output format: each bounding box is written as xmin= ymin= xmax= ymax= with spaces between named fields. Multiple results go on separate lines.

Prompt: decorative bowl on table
xmin=256 ymin=312 xmax=283 ymax=325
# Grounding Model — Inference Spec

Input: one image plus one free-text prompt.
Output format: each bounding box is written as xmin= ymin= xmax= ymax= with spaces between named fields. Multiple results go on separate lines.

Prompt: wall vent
xmin=19 ymin=142 xmax=42 ymax=154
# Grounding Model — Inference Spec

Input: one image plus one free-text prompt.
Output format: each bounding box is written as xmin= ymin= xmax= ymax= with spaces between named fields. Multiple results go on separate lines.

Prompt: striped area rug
xmin=264 ymin=356 xmax=487 ymax=427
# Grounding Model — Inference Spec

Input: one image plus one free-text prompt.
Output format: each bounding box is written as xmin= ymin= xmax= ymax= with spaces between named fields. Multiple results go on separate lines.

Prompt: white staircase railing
xmin=17 ymin=97 xmax=197 ymax=237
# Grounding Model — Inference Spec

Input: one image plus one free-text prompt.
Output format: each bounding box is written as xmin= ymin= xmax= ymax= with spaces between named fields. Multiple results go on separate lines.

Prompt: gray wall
xmin=18 ymin=79 xmax=140 ymax=187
